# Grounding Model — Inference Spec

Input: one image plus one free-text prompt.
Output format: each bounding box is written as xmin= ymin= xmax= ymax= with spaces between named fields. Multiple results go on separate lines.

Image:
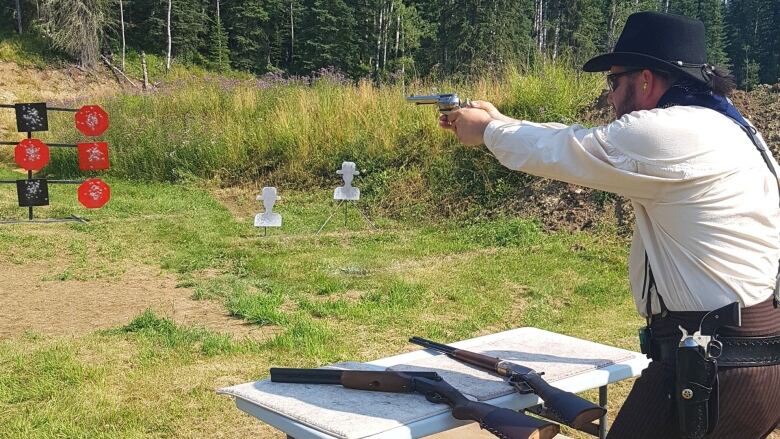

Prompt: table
xmin=219 ymin=328 xmax=650 ymax=439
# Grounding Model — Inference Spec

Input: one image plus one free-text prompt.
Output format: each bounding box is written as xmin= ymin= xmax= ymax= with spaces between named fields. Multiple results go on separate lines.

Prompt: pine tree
xmin=752 ymin=0 xmax=778 ymax=83
xmin=669 ymin=0 xmax=729 ymax=68
xmin=263 ymin=0 xmax=305 ymax=72
xmin=296 ymin=0 xmax=360 ymax=76
xmin=724 ymin=0 xmax=760 ymax=86
xmin=39 ymin=0 xmax=114 ymax=67
xmin=124 ymin=0 xmax=165 ymax=54
xmin=170 ymin=0 xmax=208 ymax=63
xmin=700 ymin=0 xmax=729 ymax=68
xmin=604 ymin=0 xmax=659 ymax=50
xmin=222 ymin=0 xmax=269 ymax=73
xmin=208 ymin=4 xmax=230 ymax=71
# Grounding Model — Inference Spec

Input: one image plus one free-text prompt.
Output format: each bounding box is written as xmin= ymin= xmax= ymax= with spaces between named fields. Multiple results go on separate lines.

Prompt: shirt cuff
xmin=483 ymin=119 xmax=514 ymax=150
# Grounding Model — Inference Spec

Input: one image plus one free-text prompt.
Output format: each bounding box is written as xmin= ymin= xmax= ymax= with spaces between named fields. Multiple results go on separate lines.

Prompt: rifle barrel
xmin=410 ymin=337 xmax=500 ymax=371
xmin=270 ymin=367 xmax=342 ymax=384
xmin=409 ymin=336 xmax=458 ymax=354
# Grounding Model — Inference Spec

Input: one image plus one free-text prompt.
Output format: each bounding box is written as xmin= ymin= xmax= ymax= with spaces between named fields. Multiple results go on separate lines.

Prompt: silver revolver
xmin=406 ymin=93 xmax=472 ymax=117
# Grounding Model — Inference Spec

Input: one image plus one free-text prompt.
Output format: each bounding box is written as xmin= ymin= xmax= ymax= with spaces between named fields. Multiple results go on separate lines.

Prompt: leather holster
xmin=675 ymin=346 xmax=719 ymax=439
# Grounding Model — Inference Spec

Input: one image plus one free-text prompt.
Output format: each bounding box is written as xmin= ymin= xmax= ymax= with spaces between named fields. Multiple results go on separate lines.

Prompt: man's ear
xmin=641 ymin=69 xmax=654 ymax=94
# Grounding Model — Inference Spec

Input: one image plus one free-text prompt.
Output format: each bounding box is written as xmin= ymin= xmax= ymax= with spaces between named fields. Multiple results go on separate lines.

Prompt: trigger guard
xmin=425 ymin=392 xmax=445 ymax=404
xmin=508 ymin=376 xmax=534 ymax=394
xmin=707 ymin=339 xmax=723 ymax=359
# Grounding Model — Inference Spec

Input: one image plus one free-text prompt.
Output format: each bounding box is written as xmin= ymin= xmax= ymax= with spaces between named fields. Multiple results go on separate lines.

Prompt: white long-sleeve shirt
xmin=483 ymin=105 xmax=780 ymax=315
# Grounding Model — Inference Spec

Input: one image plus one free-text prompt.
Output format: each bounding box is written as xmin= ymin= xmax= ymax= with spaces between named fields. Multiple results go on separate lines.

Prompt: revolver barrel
xmin=406 ymin=93 xmax=466 ymax=113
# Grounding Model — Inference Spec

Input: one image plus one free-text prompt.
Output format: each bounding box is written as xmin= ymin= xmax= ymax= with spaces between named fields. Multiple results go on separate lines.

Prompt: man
xmin=440 ymin=12 xmax=780 ymax=439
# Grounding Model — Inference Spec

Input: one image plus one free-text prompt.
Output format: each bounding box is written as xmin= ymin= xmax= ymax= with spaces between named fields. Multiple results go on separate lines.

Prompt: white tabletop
xmin=220 ymin=328 xmax=650 ymax=439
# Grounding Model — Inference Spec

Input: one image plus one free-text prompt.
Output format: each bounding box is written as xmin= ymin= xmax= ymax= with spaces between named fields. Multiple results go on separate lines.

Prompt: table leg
xmin=598 ymin=385 xmax=608 ymax=439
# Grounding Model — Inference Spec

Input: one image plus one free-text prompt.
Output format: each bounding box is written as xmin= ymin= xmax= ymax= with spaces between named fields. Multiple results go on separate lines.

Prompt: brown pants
xmin=607 ymin=297 xmax=780 ymax=439
xmin=607 ymin=360 xmax=780 ymax=438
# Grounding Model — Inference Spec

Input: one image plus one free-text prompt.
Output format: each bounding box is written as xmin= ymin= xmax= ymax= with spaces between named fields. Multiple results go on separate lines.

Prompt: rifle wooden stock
xmin=525 ymin=405 xmax=601 ymax=437
xmin=269 ymin=368 xmax=560 ymax=439
xmin=519 ymin=371 xmax=605 ymax=429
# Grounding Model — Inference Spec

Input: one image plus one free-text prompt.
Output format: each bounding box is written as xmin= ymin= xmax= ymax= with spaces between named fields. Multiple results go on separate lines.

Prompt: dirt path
xmin=0 ymin=262 xmax=270 ymax=340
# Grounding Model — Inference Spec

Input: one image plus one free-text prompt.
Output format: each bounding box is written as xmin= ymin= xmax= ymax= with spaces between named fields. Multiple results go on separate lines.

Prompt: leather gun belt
xmin=650 ymin=334 xmax=780 ymax=367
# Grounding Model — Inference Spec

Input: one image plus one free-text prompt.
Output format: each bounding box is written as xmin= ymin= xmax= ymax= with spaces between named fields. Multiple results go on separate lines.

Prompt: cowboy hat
xmin=583 ymin=12 xmax=714 ymax=86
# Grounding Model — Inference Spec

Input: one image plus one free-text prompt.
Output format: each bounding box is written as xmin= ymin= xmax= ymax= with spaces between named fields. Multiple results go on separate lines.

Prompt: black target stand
xmin=0 ymin=103 xmax=111 ymax=224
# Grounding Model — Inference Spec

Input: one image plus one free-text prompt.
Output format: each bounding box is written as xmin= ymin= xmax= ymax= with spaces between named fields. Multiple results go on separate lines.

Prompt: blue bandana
xmin=656 ymin=83 xmax=749 ymax=130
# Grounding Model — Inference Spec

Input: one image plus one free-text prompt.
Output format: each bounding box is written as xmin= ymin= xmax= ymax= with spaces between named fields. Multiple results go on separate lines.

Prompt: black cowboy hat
xmin=583 ymin=12 xmax=714 ymax=86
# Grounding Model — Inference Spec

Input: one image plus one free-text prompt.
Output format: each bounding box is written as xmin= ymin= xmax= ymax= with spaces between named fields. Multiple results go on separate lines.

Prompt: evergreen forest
xmin=2 ymin=0 xmax=779 ymax=88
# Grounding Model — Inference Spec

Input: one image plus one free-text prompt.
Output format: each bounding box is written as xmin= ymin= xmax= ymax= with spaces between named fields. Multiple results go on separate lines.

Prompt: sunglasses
xmin=606 ymin=69 xmax=644 ymax=92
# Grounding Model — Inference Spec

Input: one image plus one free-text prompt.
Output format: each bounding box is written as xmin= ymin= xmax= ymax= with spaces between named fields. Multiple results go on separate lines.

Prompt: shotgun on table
xmin=269 ymin=368 xmax=559 ymax=439
xmin=409 ymin=336 xmax=605 ymax=435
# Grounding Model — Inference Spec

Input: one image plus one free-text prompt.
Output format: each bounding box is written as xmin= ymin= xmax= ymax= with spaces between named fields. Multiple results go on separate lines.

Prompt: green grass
xmin=0 ymin=168 xmax=641 ymax=437
xmin=0 ymin=29 xmax=66 ymax=68
xmin=0 ymin=62 xmax=632 ymax=437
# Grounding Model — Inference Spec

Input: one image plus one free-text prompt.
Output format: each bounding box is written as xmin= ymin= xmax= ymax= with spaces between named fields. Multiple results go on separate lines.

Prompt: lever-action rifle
xmin=409 ymin=337 xmax=605 ymax=435
xmin=270 ymin=368 xmax=559 ymax=439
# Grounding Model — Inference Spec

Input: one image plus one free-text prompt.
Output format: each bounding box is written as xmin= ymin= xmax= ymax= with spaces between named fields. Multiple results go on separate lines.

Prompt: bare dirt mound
xmin=0 ymin=262 xmax=272 ymax=340
xmin=0 ymin=61 xmax=120 ymax=140
xmin=730 ymin=84 xmax=780 ymax=158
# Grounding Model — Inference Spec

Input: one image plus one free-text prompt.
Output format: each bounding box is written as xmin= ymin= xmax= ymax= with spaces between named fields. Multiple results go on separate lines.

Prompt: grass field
xmin=0 ymin=164 xmax=647 ymax=438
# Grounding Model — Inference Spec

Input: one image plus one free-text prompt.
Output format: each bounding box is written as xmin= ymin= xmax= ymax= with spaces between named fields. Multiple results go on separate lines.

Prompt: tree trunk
xmin=607 ymin=0 xmax=617 ymax=49
xmin=535 ymin=0 xmax=546 ymax=52
xmin=399 ymin=14 xmax=404 ymax=83
xmin=216 ymin=0 xmax=224 ymax=69
xmin=394 ymin=7 xmax=400 ymax=59
xmin=120 ymin=0 xmax=126 ymax=71
xmin=141 ymin=51 xmax=149 ymax=90
xmin=375 ymin=4 xmax=383 ymax=72
xmin=14 ymin=0 xmax=22 ymax=33
xmin=289 ymin=1 xmax=295 ymax=66
xmin=383 ymin=1 xmax=393 ymax=70
xmin=166 ymin=0 xmax=172 ymax=72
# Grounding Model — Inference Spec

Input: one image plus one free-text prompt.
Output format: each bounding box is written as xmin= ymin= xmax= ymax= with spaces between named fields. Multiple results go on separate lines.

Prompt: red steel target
xmin=14 ymin=139 xmax=50 ymax=171
xmin=74 ymin=105 xmax=109 ymax=136
xmin=78 ymin=178 xmax=111 ymax=208
xmin=77 ymin=142 xmax=110 ymax=171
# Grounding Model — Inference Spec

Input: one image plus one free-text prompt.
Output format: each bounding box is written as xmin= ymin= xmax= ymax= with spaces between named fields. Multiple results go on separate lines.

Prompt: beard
xmin=613 ymin=85 xmax=638 ymax=119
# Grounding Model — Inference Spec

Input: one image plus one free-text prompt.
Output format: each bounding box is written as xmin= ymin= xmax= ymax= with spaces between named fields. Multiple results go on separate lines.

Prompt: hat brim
xmin=582 ymin=52 xmax=707 ymax=85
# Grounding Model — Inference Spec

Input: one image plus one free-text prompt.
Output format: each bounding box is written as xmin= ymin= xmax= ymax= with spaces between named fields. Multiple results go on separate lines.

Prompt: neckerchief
xmin=657 ymin=83 xmax=749 ymax=129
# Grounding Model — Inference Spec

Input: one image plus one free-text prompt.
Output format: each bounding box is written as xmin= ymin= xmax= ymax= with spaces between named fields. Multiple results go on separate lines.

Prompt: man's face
xmin=607 ymin=67 xmax=642 ymax=119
